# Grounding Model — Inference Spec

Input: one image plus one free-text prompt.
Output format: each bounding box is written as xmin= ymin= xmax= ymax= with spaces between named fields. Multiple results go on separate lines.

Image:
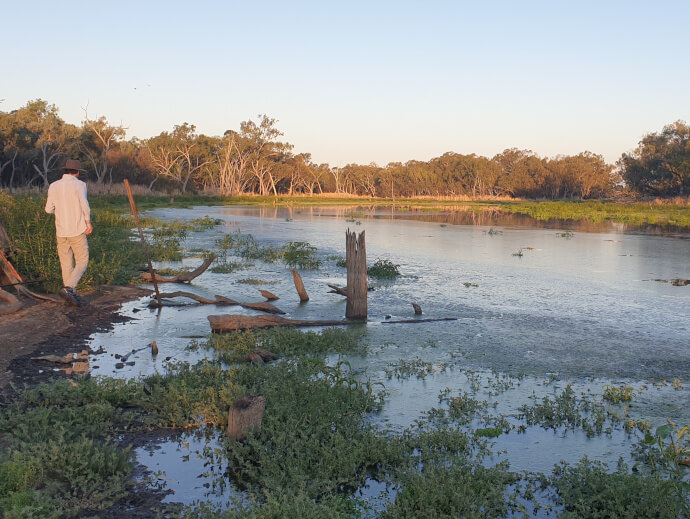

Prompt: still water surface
xmin=87 ymin=205 xmax=689 ymax=503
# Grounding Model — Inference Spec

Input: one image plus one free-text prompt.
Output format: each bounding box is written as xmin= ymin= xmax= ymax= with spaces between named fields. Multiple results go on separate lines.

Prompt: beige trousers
xmin=56 ymin=234 xmax=89 ymax=289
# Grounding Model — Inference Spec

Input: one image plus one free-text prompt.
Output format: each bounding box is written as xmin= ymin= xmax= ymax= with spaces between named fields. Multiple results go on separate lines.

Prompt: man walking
xmin=45 ymin=159 xmax=93 ymax=306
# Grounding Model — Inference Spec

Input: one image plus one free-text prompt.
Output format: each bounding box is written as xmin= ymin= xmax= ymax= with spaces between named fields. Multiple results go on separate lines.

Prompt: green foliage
xmin=384 ymin=462 xmax=518 ymax=519
xmin=280 ymin=241 xmax=321 ymax=269
xmin=208 ymin=327 xmax=365 ymax=363
xmin=236 ymin=278 xmax=279 ymax=285
xmin=214 ymin=231 xmax=281 ymax=263
xmin=181 ymin=492 xmax=360 ymax=519
xmin=367 ymin=258 xmax=401 ymax=279
xmin=547 ymin=458 xmax=689 ymax=518
xmin=0 ymin=194 xmax=145 ymax=292
xmin=620 ymin=120 xmax=690 ymax=197
xmin=223 ymin=359 xmax=399 ymax=499
xmin=385 ymin=358 xmax=449 ymax=380
xmin=602 ymin=384 xmax=636 ymax=404
xmin=519 ymin=385 xmax=619 ymax=437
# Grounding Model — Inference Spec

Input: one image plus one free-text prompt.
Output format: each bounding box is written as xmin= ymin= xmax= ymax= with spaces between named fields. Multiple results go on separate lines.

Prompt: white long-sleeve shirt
xmin=45 ymin=174 xmax=91 ymax=237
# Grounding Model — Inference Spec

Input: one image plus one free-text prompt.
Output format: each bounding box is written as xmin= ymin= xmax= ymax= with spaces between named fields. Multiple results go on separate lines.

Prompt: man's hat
xmin=62 ymin=159 xmax=86 ymax=172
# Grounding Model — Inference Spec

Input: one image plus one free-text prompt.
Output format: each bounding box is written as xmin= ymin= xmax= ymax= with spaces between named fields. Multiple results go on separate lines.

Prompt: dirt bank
xmin=0 ymin=285 xmax=152 ymax=390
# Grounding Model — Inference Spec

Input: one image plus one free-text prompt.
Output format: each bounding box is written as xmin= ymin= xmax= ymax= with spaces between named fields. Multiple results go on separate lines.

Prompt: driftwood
xmin=154 ymin=291 xmax=239 ymax=305
xmin=259 ymin=289 xmax=279 ymax=301
xmin=0 ymin=288 xmax=21 ymax=315
xmin=291 ymin=269 xmax=309 ymax=302
xmin=32 ymin=350 xmax=89 ymax=364
xmin=0 ymin=249 xmax=60 ymax=304
xmin=382 ymin=317 xmax=458 ymax=324
xmin=209 ymin=314 xmax=357 ymax=333
xmin=241 ymin=301 xmax=285 ymax=314
xmin=346 ymin=230 xmax=367 ymax=319
xmin=125 ymin=179 xmax=162 ymax=306
xmin=140 ymin=255 xmax=215 ymax=283
xmin=327 ymin=284 xmax=348 ymax=297
xmin=412 ymin=303 xmax=423 ymax=315
xmin=246 ymin=351 xmax=264 ymax=365
xmin=254 ymin=348 xmax=279 ymax=361
xmin=246 ymin=348 xmax=280 ymax=365
xmin=227 ymin=395 xmax=266 ymax=441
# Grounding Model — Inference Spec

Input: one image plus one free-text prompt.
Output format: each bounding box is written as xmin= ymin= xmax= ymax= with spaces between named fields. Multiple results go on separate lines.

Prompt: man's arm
xmin=79 ymin=183 xmax=92 ymax=235
xmin=45 ymin=186 xmax=55 ymax=214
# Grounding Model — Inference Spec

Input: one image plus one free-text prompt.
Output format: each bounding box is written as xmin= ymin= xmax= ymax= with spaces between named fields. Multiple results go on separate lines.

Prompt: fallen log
xmin=291 ymin=269 xmax=309 ymax=302
xmin=246 ymin=351 xmax=264 ymax=365
xmin=155 ymin=291 xmax=239 ymax=305
xmin=259 ymin=289 xmax=279 ymax=301
xmin=254 ymin=348 xmax=279 ymax=361
xmin=327 ymin=284 xmax=348 ymax=297
xmin=0 ymin=250 xmax=60 ymax=303
xmin=140 ymin=255 xmax=216 ymax=283
xmin=208 ymin=314 xmax=358 ymax=333
xmin=382 ymin=317 xmax=458 ymax=324
xmin=241 ymin=301 xmax=285 ymax=314
xmin=227 ymin=395 xmax=266 ymax=441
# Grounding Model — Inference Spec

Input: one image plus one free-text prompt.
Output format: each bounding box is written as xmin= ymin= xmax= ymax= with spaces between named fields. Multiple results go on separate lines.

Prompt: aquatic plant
xmin=546 ymin=458 xmax=689 ymax=518
xmin=556 ymin=230 xmax=575 ymax=239
xmin=602 ymin=384 xmax=636 ymax=403
xmin=236 ymin=278 xmax=280 ymax=285
xmin=367 ymin=258 xmax=401 ymax=279
xmin=280 ymin=241 xmax=321 ymax=269
xmin=385 ymin=358 xmax=448 ymax=380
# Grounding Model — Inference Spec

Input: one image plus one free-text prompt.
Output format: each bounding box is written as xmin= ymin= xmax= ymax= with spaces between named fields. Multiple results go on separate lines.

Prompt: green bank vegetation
xmin=1 ymin=329 xmax=688 ymax=517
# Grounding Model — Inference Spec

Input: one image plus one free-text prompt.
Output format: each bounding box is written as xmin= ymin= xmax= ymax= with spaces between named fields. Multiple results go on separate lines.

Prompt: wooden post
xmin=124 ymin=179 xmax=162 ymax=307
xmin=227 ymin=395 xmax=266 ymax=441
xmin=345 ymin=229 xmax=367 ymax=319
xmin=291 ymin=269 xmax=309 ymax=302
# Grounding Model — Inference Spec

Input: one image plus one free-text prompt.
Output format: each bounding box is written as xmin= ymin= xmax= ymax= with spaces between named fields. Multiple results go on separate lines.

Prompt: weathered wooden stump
xmin=259 ymin=289 xmax=279 ymax=301
xmin=291 ymin=269 xmax=309 ymax=302
xmin=227 ymin=395 xmax=266 ymax=441
xmin=346 ymin=229 xmax=367 ymax=319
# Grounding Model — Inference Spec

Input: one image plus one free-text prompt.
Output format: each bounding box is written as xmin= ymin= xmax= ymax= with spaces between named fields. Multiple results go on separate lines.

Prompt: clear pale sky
xmin=3 ymin=0 xmax=688 ymax=166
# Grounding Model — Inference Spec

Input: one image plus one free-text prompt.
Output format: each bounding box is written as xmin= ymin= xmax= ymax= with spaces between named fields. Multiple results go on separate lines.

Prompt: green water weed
xmin=367 ymin=259 xmax=401 ymax=279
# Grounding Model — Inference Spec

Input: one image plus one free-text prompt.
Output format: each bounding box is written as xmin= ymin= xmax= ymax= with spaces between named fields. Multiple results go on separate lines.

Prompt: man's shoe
xmin=59 ymin=287 xmax=80 ymax=307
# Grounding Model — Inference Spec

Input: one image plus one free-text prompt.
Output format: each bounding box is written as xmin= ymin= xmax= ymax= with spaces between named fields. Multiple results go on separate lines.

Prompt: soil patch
xmin=0 ymin=285 xmax=152 ymax=391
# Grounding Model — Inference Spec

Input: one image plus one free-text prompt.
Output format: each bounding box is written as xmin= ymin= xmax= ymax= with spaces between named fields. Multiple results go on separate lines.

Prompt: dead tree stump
xmin=291 ymin=269 xmax=309 ymax=302
xmin=259 ymin=289 xmax=279 ymax=301
xmin=227 ymin=395 xmax=266 ymax=441
xmin=345 ymin=229 xmax=367 ymax=319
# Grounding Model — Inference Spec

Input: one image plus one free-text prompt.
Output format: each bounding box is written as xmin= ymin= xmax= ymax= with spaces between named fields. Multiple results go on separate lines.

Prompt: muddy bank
xmin=0 ymin=285 xmax=152 ymax=391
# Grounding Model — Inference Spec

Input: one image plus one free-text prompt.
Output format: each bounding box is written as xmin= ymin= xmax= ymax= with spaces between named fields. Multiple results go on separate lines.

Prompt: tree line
xmin=1 ymin=99 xmax=688 ymax=198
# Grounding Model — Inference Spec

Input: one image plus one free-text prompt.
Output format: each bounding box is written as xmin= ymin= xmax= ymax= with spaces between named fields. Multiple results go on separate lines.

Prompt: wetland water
xmin=88 ymin=205 xmax=690 ymax=504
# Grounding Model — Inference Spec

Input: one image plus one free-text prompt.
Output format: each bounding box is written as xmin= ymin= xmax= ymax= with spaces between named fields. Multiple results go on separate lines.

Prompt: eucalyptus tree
xmin=144 ymin=130 xmax=181 ymax=193
xmin=620 ymin=120 xmax=690 ymax=196
xmin=240 ymin=114 xmax=293 ymax=195
xmin=81 ymin=112 xmax=127 ymax=185
xmin=171 ymin=123 xmax=213 ymax=193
